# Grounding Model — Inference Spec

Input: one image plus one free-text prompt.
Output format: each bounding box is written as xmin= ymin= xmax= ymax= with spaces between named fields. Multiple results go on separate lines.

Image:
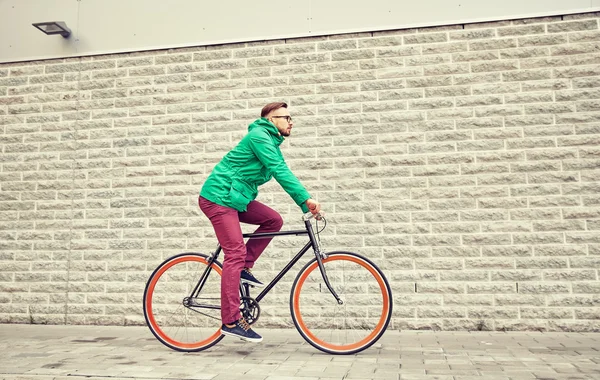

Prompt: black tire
xmin=143 ymin=252 xmax=224 ymax=352
xmin=290 ymin=251 xmax=393 ymax=355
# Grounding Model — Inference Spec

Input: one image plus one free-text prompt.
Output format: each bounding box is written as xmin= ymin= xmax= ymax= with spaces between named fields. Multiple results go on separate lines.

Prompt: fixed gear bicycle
xmin=143 ymin=213 xmax=393 ymax=355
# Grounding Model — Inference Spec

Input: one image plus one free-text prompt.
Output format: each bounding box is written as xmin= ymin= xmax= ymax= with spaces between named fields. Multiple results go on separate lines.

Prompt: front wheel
xmin=290 ymin=251 xmax=393 ymax=355
xmin=143 ymin=252 xmax=224 ymax=352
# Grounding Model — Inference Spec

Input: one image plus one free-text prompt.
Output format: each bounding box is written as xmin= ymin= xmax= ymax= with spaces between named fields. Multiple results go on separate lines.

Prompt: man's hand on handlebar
xmin=305 ymin=199 xmax=324 ymax=220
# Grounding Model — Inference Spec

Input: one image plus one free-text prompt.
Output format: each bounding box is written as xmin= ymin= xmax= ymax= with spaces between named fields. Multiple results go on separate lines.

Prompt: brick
xmin=523 ymin=79 xmax=571 ymax=92
xmin=544 ymin=270 xmax=596 ymax=281
xmin=568 ymin=30 xmax=600 ymax=43
xmin=563 ymin=183 xmax=600 ymax=195
xmin=330 ymin=50 xmax=374 ymax=61
xmin=469 ymin=39 xmax=517 ymax=50
xmin=444 ymin=295 xmax=492 ymax=306
xmin=481 ymin=221 xmax=532 ymax=233
xmin=381 ymin=200 xmax=427 ymax=212
xmin=521 ymin=56 xmax=571 ymax=69
xmin=573 ymin=282 xmax=600 ymax=293
xmin=463 ymin=234 xmax=511 ymax=246
xmin=404 ymin=33 xmax=448 ymax=44
xmin=460 ymin=210 xmax=508 ymax=221
xmin=547 ymin=20 xmax=599 ymax=33
xmin=428 ymin=108 xmax=473 ymax=120
xmin=456 ymin=118 xmax=503 ymax=130
xmin=429 ymin=176 xmax=476 ymax=187
xmin=431 ymin=222 xmax=479 ymax=234
xmin=552 ymin=42 xmax=600 ymax=58
xmin=412 ymin=211 xmax=459 ymax=222
xmin=406 ymin=54 xmax=451 ymax=67
xmin=533 ymin=220 xmax=586 ymax=232
xmin=427 ymin=153 xmax=474 ymax=165
xmin=511 ymin=161 xmax=562 ymax=173
xmin=474 ymin=128 xmax=522 ymax=140
xmin=577 ymin=99 xmax=600 ymax=112
xmin=498 ymin=24 xmax=546 ymax=36
xmin=491 ymin=270 xmax=541 ymax=281
xmin=506 ymin=138 xmax=555 ymax=150
xmin=471 ymin=60 xmax=519 ymax=73
xmin=406 ymin=76 xmax=452 ymax=88
xmin=575 ymin=309 xmax=600 ymax=320
xmin=571 ymin=53 xmax=600 ymax=65
xmin=425 ymin=86 xmax=471 ymax=98
xmin=456 ymin=95 xmax=503 ymax=107
xmin=555 ymin=66 xmax=600 ymax=78
xmin=375 ymin=46 xmax=422 ymax=58
xmin=417 ymin=283 xmax=464 ymax=294
xmin=475 ymin=105 xmax=523 ymax=118
xmin=519 ymin=283 xmax=571 ymax=294
xmin=468 ymin=283 xmax=515 ymax=293
xmin=429 ymin=199 xmax=476 ymax=210
xmin=457 ymin=140 xmax=504 ymax=152
xmin=522 ymin=308 xmax=573 ymax=320
xmin=454 ymin=73 xmax=501 ymax=86
xmin=462 ymin=163 xmax=509 ymax=175
xmin=519 ymin=35 xmax=568 ymax=46
xmin=523 ymin=125 xmax=574 ymax=138
xmin=461 ymin=186 xmax=508 ymax=198
xmin=233 ymin=47 xmax=273 ymax=58
xmin=425 ymin=130 xmax=471 ymax=142
xmin=472 ymin=83 xmax=520 ymax=95
xmin=566 ymin=233 xmax=600 ymax=244
xmin=509 ymin=185 xmax=560 ymax=198
xmin=480 ymin=246 xmax=530 ymax=257
xmin=548 ymin=295 xmax=595 ymax=307
xmin=452 ymin=51 xmax=499 ymax=62
xmin=412 ymin=165 xmax=460 ymax=177
xmin=527 ymin=149 xmax=578 ymax=161
xmin=449 ymin=29 xmax=495 ymax=40
xmin=529 ymin=172 xmax=580 ymax=184
xmin=556 ymin=87 xmax=600 ymax=101
xmin=440 ymin=271 xmax=487 ymax=281
xmin=422 ymin=42 xmax=467 ymax=55
xmin=557 ymin=112 xmax=600 ymax=124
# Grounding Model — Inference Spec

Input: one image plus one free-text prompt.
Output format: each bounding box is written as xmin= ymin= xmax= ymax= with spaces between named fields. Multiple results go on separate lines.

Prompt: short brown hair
xmin=261 ymin=102 xmax=287 ymax=117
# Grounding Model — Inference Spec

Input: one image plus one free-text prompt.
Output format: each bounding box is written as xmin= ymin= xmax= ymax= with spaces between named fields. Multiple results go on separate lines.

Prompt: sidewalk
xmin=0 ymin=324 xmax=599 ymax=380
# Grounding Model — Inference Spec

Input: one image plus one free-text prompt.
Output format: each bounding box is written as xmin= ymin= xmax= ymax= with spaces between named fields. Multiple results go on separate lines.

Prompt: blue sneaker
xmin=221 ymin=318 xmax=263 ymax=343
xmin=241 ymin=268 xmax=264 ymax=288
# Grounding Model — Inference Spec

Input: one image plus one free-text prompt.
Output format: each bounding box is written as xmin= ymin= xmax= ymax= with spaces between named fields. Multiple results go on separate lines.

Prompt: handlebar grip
xmin=302 ymin=212 xmax=323 ymax=221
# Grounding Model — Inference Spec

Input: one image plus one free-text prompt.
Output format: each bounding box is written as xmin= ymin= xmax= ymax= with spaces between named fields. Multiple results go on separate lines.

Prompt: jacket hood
xmin=248 ymin=118 xmax=284 ymax=145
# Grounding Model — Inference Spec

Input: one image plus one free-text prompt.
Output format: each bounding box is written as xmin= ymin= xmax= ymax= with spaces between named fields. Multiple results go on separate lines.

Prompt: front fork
xmin=314 ymin=252 xmax=344 ymax=305
xmin=305 ymin=218 xmax=344 ymax=305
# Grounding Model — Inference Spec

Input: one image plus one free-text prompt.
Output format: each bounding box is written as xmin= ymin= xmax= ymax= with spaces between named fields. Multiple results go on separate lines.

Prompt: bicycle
xmin=143 ymin=213 xmax=393 ymax=355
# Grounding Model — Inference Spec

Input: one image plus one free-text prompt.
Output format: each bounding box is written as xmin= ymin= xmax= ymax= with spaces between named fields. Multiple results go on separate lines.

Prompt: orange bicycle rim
xmin=145 ymin=255 xmax=222 ymax=350
xmin=292 ymin=254 xmax=390 ymax=352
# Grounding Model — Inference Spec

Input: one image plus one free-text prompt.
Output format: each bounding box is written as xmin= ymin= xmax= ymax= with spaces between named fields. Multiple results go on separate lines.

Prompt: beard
xmin=280 ymin=127 xmax=291 ymax=137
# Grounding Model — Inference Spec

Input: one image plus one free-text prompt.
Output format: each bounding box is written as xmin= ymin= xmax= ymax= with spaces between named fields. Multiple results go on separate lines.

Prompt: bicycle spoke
xmin=291 ymin=252 xmax=392 ymax=354
xmin=143 ymin=253 xmax=224 ymax=352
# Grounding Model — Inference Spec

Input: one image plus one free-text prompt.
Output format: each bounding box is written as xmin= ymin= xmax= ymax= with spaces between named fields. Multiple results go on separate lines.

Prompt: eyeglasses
xmin=271 ymin=115 xmax=293 ymax=123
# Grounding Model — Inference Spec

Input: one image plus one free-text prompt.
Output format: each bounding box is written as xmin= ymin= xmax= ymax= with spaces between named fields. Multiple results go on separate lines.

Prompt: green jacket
xmin=200 ymin=118 xmax=311 ymax=213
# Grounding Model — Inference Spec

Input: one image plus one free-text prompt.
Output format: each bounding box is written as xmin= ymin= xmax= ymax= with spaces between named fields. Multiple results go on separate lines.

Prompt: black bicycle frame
xmin=190 ymin=219 xmax=341 ymax=305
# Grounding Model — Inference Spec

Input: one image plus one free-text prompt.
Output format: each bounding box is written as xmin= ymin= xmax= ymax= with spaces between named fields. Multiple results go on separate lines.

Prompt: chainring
xmin=240 ymin=296 xmax=260 ymax=325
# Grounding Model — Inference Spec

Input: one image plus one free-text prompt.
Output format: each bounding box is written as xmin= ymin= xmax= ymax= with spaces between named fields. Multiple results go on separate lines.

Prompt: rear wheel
xmin=290 ymin=251 xmax=392 ymax=355
xmin=143 ymin=253 xmax=224 ymax=352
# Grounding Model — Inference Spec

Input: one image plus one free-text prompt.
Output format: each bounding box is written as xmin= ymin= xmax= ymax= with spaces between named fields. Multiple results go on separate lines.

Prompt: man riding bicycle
xmin=198 ymin=102 xmax=322 ymax=343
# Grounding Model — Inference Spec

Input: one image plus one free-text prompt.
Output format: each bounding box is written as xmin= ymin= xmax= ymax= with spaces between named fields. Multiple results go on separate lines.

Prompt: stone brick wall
xmin=1 ymin=13 xmax=599 ymax=331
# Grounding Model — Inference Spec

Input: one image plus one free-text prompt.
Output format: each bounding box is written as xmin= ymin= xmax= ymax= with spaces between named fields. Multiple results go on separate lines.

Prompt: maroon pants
xmin=198 ymin=196 xmax=283 ymax=324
